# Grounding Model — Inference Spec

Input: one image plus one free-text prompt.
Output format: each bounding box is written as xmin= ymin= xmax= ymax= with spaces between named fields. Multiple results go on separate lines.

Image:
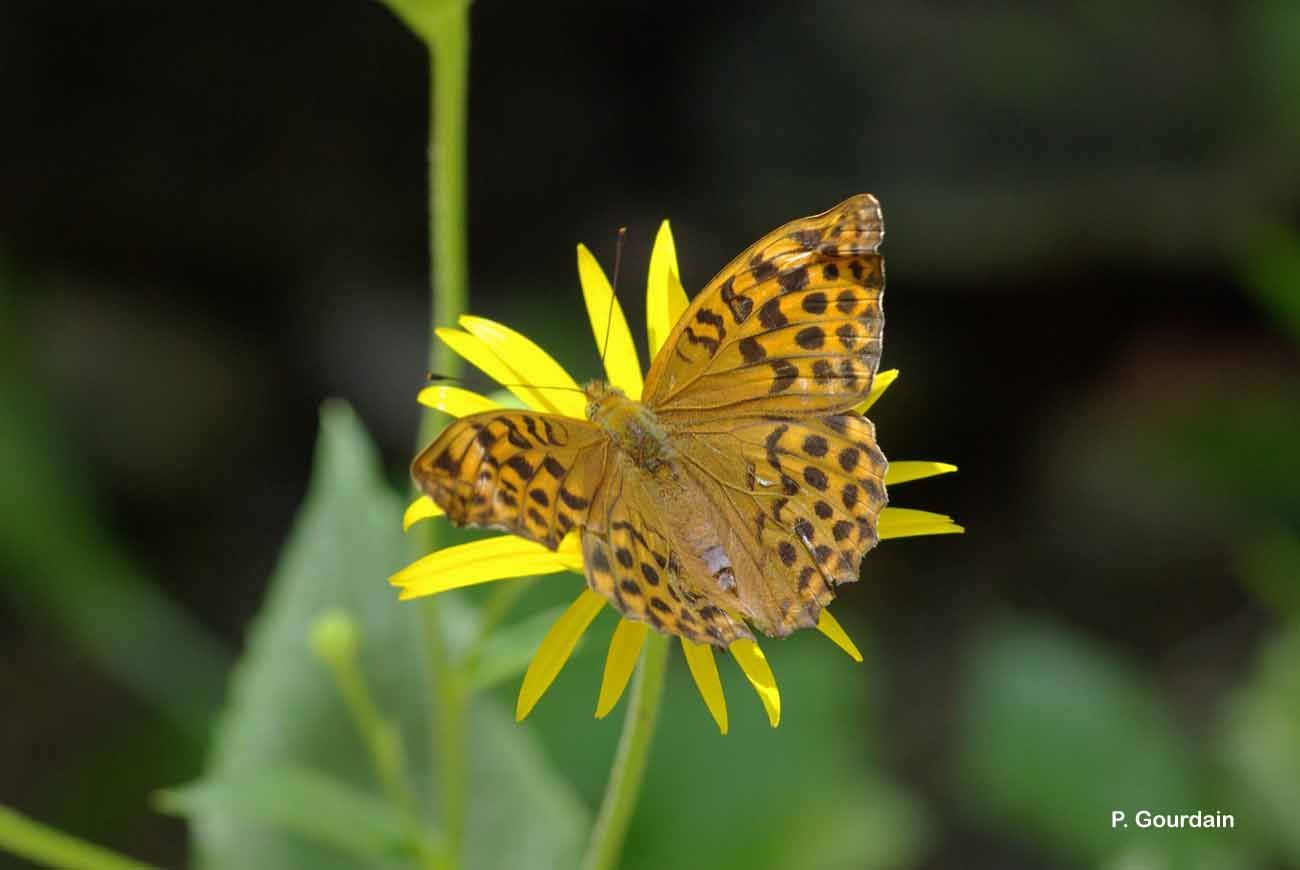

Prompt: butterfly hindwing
xmin=580 ymin=459 xmax=753 ymax=645
xmin=676 ymin=413 xmax=888 ymax=636
xmin=412 ymin=410 xmax=609 ymax=549
xmin=643 ymin=194 xmax=885 ymax=420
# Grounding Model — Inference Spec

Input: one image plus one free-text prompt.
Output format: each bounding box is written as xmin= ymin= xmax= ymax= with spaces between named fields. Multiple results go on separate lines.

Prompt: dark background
xmin=2 ymin=2 xmax=1298 ymax=868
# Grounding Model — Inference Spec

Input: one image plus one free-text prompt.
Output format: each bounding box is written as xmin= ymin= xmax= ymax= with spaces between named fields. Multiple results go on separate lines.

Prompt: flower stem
xmin=420 ymin=5 xmax=471 ymax=868
xmin=378 ymin=1 xmax=471 ymax=866
xmin=0 ymin=804 xmax=160 ymax=870
xmin=580 ymin=631 xmax=670 ymax=870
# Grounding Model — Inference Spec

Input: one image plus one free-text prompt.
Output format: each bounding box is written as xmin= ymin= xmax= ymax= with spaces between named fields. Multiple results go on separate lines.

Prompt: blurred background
xmin=2 ymin=1 xmax=1298 ymax=868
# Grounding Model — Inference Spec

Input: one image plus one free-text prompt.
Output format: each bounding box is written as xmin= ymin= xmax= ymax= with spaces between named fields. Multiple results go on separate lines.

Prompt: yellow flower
xmin=392 ymin=221 xmax=962 ymax=733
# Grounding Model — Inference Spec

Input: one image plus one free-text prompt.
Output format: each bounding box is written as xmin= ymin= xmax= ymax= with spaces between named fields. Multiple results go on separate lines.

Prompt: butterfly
xmin=412 ymin=195 xmax=887 ymax=646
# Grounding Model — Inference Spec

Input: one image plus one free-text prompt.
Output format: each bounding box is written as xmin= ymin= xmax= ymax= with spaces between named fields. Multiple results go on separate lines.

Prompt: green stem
xmin=579 ymin=631 xmax=670 ymax=870
xmin=426 ymin=626 xmax=468 ymax=870
xmin=376 ymin=1 xmax=472 ymax=866
xmin=0 ymin=804 xmax=160 ymax=870
xmin=419 ymin=5 xmax=471 ymax=868
xmin=428 ymin=6 xmax=469 ymax=383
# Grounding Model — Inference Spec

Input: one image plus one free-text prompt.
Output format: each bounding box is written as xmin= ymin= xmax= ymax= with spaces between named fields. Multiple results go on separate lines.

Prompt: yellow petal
xmin=458 ymin=315 xmax=587 ymax=418
xmin=646 ymin=220 xmax=690 ymax=357
xmin=389 ymin=536 xmax=575 ymax=600
xmin=885 ymin=461 xmax=958 ymax=486
xmin=416 ymin=385 xmax=503 ymax=417
xmin=681 ymin=638 xmax=728 ymax=735
xmin=595 ymin=619 xmax=648 ymax=718
xmin=878 ymin=507 xmax=965 ymax=540
xmin=854 ymin=368 xmax=899 ymax=414
xmin=729 ymin=638 xmax=780 ymax=727
xmin=435 ymin=328 xmax=567 ymax=415
xmin=516 ymin=588 xmax=606 ymax=720
xmin=403 ymin=495 xmax=444 ymax=532
xmin=816 ymin=609 xmax=863 ymax=662
xmin=555 ymin=532 xmax=585 ymax=572
xmin=577 ymin=244 xmax=643 ymax=399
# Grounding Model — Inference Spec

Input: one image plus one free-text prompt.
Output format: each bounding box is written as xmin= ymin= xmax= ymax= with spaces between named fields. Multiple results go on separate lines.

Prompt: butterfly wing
xmin=642 ymin=194 xmax=885 ymax=420
xmin=579 ymin=457 xmax=753 ymax=645
xmin=412 ymin=411 xmax=609 ymax=549
xmin=674 ymin=413 xmax=889 ymax=636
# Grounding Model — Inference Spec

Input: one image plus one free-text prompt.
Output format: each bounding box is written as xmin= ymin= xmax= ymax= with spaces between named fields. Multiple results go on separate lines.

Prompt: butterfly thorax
xmin=584 ymin=381 xmax=672 ymax=473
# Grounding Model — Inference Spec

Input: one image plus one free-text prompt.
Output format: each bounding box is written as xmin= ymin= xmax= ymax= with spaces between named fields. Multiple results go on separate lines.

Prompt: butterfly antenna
xmin=425 ymin=372 xmax=584 ymax=394
xmin=599 ymin=227 xmax=628 ymax=365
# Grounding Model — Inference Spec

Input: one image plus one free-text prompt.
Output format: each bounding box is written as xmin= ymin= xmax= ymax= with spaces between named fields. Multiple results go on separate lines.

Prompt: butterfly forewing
xmin=412 ymin=411 xmax=609 ymax=549
xmin=642 ymin=194 xmax=885 ymax=419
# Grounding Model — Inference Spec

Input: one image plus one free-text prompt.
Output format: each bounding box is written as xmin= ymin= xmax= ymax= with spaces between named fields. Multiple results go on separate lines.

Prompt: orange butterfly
xmin=413 ymin=195 xmax=887 ymax=646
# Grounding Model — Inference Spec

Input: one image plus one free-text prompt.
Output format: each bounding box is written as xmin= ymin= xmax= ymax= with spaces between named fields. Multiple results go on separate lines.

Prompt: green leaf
xmin=0 ymin=340 xmax=229 ymax=745
xmin=956 ymin=617 xmax=1217 ymax=865
xmin=1222 ymin=627 xmax=1300 ymax=861
xmin=159 ymin=767 xmax=425 ymax=863
xmin=1237 ymin=531 xmax=1300 ymax=619
xmin=179 ymin=401 xmax=587 ymax=868
xmin=468 ymin=604 xmax=572 ymax=691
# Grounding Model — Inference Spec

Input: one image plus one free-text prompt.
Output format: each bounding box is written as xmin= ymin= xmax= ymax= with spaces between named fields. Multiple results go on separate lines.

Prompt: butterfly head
xmin=583 ymin=380 xmax=625 ymax=422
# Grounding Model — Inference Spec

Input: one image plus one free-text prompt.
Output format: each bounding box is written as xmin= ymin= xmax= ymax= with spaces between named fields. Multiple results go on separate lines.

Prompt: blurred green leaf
xmin=1237 ymin=531 xmax=1300 ymax=619
xmin=762 ymin=776 xmax=932 ymax=870
xmin=0 ymin=357 xmax=229 ymax=745
xmin=180 ymin=401 xmax=588 ymax=868
xmin=467 ymin=604 xmax=570 ymax=691
xmin=1221 ymin=627 xmax=1300 ymax=862
xmin=956 ymin=617 xmax=1218 ymax=864
xmin=159 ymin=766 xmax=424 ymax=863
xmin=1237 ymin=223 xmax=1300 ymax=344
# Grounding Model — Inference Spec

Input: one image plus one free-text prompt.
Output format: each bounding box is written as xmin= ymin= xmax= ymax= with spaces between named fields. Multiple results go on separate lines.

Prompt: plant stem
xmin=420 ymin=5 xmax=471 ymax=868
xmin=579 ymin=631 xmax=670 ymax=870
xmin=427 ymin=7 xmax=469 ymax=383
xmin=0 ymin=804 xmax=160 ymax=870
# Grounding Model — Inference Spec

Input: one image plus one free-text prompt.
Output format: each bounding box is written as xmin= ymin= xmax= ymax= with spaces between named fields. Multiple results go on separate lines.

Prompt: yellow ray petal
xmin=878 ymin=507 xmax=966 ymax=540
xmin=885 ymin=461 xmax=958 ymax=486
xmin=646 ymin=220 xmax=690 ymax=357
xmin=458 ymin=315 xmax=587 ymax=418
xmin=555 ymin=532 xmax=585 ymax=572
xmin=577 ymin=244 xmax=643 ymax=399
xmin=435 ymin=328 xmax=567 ymax=415
xmin=595 ymin=619 xmax=648 ymax=718
xmin=416 ymin=385 xmax=503 ymax=418
xmin=517 ymin=588 xmax=606 ymax=720
xmin=681 ymin=638 xmax=728 ymax=735
xmin=729 ymin=638 xmax=780 ymax=727
xmin=389 ymin=536 xmax=575 ymax=600
xmin=854 ymin=368 xmax=899 ymax=414
xmin=403 ymin=495 xmax=444 ymax=532
xmin=816 ymin=609 xmax=863 ymax=662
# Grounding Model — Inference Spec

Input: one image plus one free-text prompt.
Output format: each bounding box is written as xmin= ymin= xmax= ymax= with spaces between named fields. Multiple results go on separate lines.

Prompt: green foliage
xmin=0 ymin=310 xmax=229 ymax=746
xmin=161 ymin=767 xmax=423 ymax=863
xmin=956 ymin=617 xmax=1241 ymax=867
xmin=525 ymin=617 xmax=933 ymax=870
xmin=170 ymin=402 xmax=588 ymax=868
xmin=466 ymin=603 xmax=573 ymax=691
xmin=1237 ymin=224 xmax=1300 ymax=344
xmin=1222 ymin=627 xmax=1300 ymax=862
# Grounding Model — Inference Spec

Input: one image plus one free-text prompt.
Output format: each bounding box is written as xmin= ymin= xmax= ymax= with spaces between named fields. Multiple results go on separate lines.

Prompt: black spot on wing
xmin=769 ymin=360 xmax=798 ymax=393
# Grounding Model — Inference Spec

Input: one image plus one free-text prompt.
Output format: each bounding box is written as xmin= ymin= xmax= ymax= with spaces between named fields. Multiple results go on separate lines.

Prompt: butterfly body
xmin=415 ymin=194 xmax=890 ymax=646
xmin=585 ymin=381 xmax=673 ymax=474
